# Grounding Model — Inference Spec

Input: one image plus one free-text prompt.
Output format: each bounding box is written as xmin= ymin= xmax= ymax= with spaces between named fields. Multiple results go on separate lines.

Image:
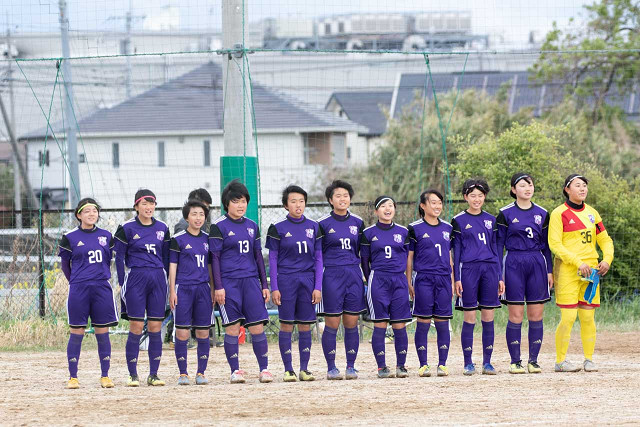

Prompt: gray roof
xmin=21 ymin=61 xmax=360 ymax=140
xmin=326 ymin=91 xmax=392 ymax=136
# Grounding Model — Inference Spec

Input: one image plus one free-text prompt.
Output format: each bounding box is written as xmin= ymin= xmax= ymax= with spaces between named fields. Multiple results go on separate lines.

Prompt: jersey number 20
xmin=88 ymin=250 xmax=103 ymax=264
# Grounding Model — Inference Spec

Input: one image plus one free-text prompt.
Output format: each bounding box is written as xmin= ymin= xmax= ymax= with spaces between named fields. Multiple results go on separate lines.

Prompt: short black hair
xmin=133 ymin=188 xmax=156 ymax=207
xmin=374 ymin=195 xmax=396 ymax=210
xmin=510 ymin=172 xmax=534 ymax=199
xmin=462 ymin=179 xmax=489 ymax=196
xmin=74 ymin=197 xmax=101 ymax=223
xmin=188 ymin=188 xmax=212 ymax=205
xmin=282 ymin=185 xmax=307 ymax=207
xmin=182 ymin=199 xmax=209 ymax=220
xmin=563 ymin=174 xmax=589 ymax=199
xmin=418 ymin=189 xmax=444 ymax=217
xmin=221 ymin=180 xmax=250 ymax=212
xmin=325 ymin=180 xmax=354 ymax=206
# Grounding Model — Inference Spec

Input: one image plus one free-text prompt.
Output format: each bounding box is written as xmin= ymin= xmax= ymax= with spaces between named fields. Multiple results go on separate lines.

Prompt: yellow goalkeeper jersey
xmin=548 ymin=202 xmax=614 ymax=269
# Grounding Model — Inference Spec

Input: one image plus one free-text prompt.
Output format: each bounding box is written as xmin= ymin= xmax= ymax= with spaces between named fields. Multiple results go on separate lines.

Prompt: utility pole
xmin=59 ymin=0 xmax=80 ymax=207
xmin=125 ymin=0 xmax=132 ymax=98
xmin=6 ymin=24 xmax=21 ymax=227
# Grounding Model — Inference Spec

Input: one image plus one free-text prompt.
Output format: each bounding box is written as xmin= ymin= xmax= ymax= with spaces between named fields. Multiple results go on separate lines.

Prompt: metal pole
xmin=6 ymin=26 xmax=22 ymax=228
xmin=38 ymin=217 xmax=45 ymax=318
xmin=59 ymin=0 xmax=81 ymax=207
xmin=125 ymin=0 xmax=132 ymax=99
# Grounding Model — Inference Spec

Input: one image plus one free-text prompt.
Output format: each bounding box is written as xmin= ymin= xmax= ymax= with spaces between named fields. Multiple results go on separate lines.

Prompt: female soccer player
xmin=451 ymin=179 xmax=504 ymax=376
xmin=266 ymin=185 xmax=323 ymax=382
xmin=497 ymin=173 xmax=553 ymax=374
xmin=317 ymin=180 xmax=365 ymax=380
xmin=60 ymin=198 xmax=118 ymax=389
xmin=115 ymin=189 xmax=171 ymax=387
xmin=549 ymin=174 xmax=613 ymax=373
xmin=361 ymin=196 xmax=412 ymax=379
xmin=407 ymin=190 xmax=453 ymax=377
xmin=169 ymin=199 xmax=213 ymax=385
xmin=210 ymin=180 xmax=273 ymax=384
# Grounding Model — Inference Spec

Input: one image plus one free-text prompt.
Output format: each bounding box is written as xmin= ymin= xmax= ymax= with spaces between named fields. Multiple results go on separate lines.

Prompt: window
xmin=325 ymin=23 xmax=331 ymax=35
xmin=331 ymin=134 xmax=346 ymax=167
xmin=79 ymin=153 xmax=86 ymax=163
xmin=158 ymin=141 xmax=165 ymax=167
xmin=338 ymin=22 xmax=345 ymax=33
xmin=203 ymin=140 xmax=211 ymax=167
xmin=303 ymin=135 xmax=311 ymax=165
xmin=112 ymin=143 xmax=119 ymax=168
xmin=38 ymin=150 xmax=50 ymax=167
xmin=347 ymin=146 xmax=352 ymax=160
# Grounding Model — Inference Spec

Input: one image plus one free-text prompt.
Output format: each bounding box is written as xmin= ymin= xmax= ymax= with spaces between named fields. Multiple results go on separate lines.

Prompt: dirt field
xmin=1 ymin=331 xmax=639 ymax=426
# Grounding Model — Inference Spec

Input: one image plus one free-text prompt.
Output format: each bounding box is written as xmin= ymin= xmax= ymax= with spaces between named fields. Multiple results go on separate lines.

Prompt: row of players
xmin=60 ymin=173 xmax=613 ymax=388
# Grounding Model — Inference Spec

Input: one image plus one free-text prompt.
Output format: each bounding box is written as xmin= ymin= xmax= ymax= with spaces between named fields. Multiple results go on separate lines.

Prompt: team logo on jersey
xmin=512 ymin=218 xmax=519 ymax=223
xmin=203 ymin=242 xmax=209 ymax=251
xmin=422 ymin=232 xmax=430 ymax=239
xmin=285 ymin=232 xmax=292 ymax=238
xmin=133 ymin=234 xmax=141 ymax=239
xmin=228 ymin=231 xmax=235 ymax=236
xmin=534 ymin=215 xmax=542 ymax=225
xmin=349 ymin=226 xmax=358 ymax=235
xmin=77 ymin=241 xmax=84 ymax=247
xmin=247 ymin=228 xmax=255 ymax=237
xmin=393 ymin=234 xmax=402 ymax=243
xmin=588 ymin=214 xmax=595 ymax=224
xmin=442 ymin=231 xmax=450 ymax=241
xmin=305 ymin=228 xmax=314 ymax=239
xmin=156 ymin=231 xmax=165 ymax=241
xmin=484 ymin=220 xmax=493 ymax=230
xmin=465 ymin=224 xmax=473 ymax=229
xmin=185 ymin=244 xmax=192 ymax=249
xmin=98 ymin=236 xmax=107 ymax=246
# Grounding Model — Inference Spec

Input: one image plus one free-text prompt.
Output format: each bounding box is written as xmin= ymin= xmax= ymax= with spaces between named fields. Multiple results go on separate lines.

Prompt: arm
xmin=541 ymin=213 xmax=553 ymax=274
xmin=496 ymin=212 xmax=507 ymax=280
xmin=269 ymin=250 xmax=279 ymax=292
xmin=210 ymin=251 xmax=224 ymax=290
xmin=548 ymin=209 xmax=584 ymax=269
xmin=595 ymin=212 xmax=614 ymax=274
xmin=360 ymin=231 xmax=371 ymax=280
xmin=314 ymin=249 xmax=323 ymax=292
xmin=113 ymin=225 xmax=127 ymax=287
xmin=406 ymin=251 xmax=415 ymax=300
xmin=254 ymin=228 xmax=268 ymax=290
xmin=60 ymin=251 xmax=71 ymax=281
xmin=162 ymin=228 xmax=171 ymax=273
xmin=168 ymin=262 xmax=178 ymax=310
xmin=451 ymin=218 xmax=462 ymax=282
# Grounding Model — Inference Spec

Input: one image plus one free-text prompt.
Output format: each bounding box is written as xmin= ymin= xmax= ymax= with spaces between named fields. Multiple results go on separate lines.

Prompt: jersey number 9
xmin=384 ymin=246 xmax=392 ymax=259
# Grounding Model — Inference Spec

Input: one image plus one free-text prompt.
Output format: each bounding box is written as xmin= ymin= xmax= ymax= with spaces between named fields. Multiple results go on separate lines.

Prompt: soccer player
xmin=497 ymin=173 xmax=553 ymax=374
xmin=451 ymin=179 xmax=504 ymax=376
xmin=361 ymin=196 xmax=412 ymax=379
xmin=210 ymin=180 xmax=273 ymax=384
xmin=114 ymin=189 xmax=171 ymax=387
xmin=266 ymin=185 xmax=323 ymax=382
xmin=169 ymin=199 xmax=214 ymax=385
xmin=549 ymin=174 xmax=614 ymax=373
xmin=407 ymin=190 xmax=454 ymax=378
xmin=60 ymin=198 xmax=118 ymax=389
xmin=317 ymin=180 xmax=365 ymax=380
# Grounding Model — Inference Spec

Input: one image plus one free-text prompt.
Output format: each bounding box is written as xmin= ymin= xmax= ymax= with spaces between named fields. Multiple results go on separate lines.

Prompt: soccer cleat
xmin=555 ymin=360 xmax=582 ymax=372
xmin=283 ymin=370 xmax=298 ymax=382
xmin=230 ymin=369 xmax=246 ymax=384
xmin=195 ymin=373 xmax=208 ymax=385
xmin=418 ymin=365 xmax=432 ymax=377
xmin=299 ymin=370 xmax=316 ymax=381
xmin=396 ymin=366 xmax=409 ymax=378
xmin=146 ymin=374 xmax=165 ymax=386
xmin=482 ymin=363 xmax=497 ymax=375
xmin=583 ymin=359 xmax=598 ymax=372
xmin=463 ymin=363 xmax=476 ymax=376
xmin=437 ymin=365 xmax=449 ymax=377
xmin=377 ymin=366 xmax=394 ymax=379
xmin=527 ymin=361 xmax=542 ymax=374
xmin=100 ymin=377 xmax=115 ymax=388
xmin=509 ymin=361 xmax=526 ymax=374
xmin=177 ymin=374 xmax=190 ymax=385
xmin=259 ymin=369 xmax=274 ymax=383
xmin=345 ymin=367 xmax=359 ymax=380
xmin=326 ymin=368 xmax=343 ymax=380
xmin=126 ymin=375 xmax=140 ymax=387
xmin=66 ymin=377 xmax=80 ymax=389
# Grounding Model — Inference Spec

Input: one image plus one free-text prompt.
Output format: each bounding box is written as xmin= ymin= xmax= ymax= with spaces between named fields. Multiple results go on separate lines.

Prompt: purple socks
xmin=67 ymin=333 xmax=83 ymax=378
xmin=175 ymin=338 xmax=188 ymax=375
xmin=251 ymin=332 xmax=269 ymax=371
xmin=321 ymin=326 xmax=338 ymax=371
xmin=279 ymin=331 xmax=293 ymax=372
xmin=393 ymin=327 xmax=408 ymax=368
xmin=506 ymin=321 xmax=522 ymax=364
xmin=224 ymin=333 xmax=240 ymax=373
xmin=126 ymin=332 xmax=141 ymax=376
xmin=528 ymin=320 xmax=544 ymax=363
xmin=95 ymin=332 xmax=111 ymax=377
xmin=344 ymin=326 xmax=359 ymax=368
xmin=434 ymin=321 xmax=450 ymax=366
xmin=197 ymin=337 xmax=210 ymax=375
xmin=461 ymin=321 xmax=475 ymax=366
xmin=482 ymin=320 xmax=494 ymax=365
xmin=299 ymin=330 xmax=312 ymax=372
xmin=414 ymin=322 xmax=430 ymax=366
xmin=372 ymin=327 xmax=386 ymax=369
xmin=148 ymin=331 xmax=162 ymax=376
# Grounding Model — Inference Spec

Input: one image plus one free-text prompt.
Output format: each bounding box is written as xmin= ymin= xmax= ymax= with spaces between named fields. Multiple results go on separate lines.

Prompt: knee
xmin=559 ymin=308 xmax=578 ymax=325
xmin=577 ymin=308 xmax=595 ymax=324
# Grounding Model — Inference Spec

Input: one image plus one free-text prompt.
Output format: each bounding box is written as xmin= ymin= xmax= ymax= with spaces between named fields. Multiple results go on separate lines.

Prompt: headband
xmin=375 ymin=197 xmax=393 ymax=209
xmin=465 ymin=184 xmax=485 ymax=195
xmin=565 ymin=175 xmax=586 ymax=188
xmin=77 ymin=203 xmax=98 ymax=213
xmin=512 ymin=174 xmax=530 ymax=186
xmin=135 ymin=195 xmax=156 ymax=205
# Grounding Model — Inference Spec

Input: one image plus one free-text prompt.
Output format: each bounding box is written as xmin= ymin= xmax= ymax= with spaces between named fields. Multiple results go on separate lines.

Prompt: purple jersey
xmin=59 ymin=226 xmax=113 ymax=284
xmin=209 ymin=215 xmax=261 ymax=278
xmin=451 ymin=210 xmax=500 ymax=281
xmin=114 ymin=217 xmax=170 ymax=269
xmin=497 ymin=202 xmax=553 ymax=274
xmin=170 ymin=230 xmax=211 ymax=285
xmin=266 ymin=216 xmax=323 ymax=274
xmin=361 ymin=222 xmax=410 ymax=273
xmin=318 ymin=211 xmax=364 ymax=267
xmin=408 ymin=219 xmax=453 ymax=276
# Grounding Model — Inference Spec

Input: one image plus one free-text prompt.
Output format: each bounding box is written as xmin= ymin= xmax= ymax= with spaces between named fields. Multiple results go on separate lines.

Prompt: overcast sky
xmin=2 ymin=0 xmax=590 ymax=44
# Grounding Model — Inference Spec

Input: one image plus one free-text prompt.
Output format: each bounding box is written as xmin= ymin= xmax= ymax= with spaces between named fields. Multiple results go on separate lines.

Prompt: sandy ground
xmin=1 ymin=331 xmax=639 ymax=426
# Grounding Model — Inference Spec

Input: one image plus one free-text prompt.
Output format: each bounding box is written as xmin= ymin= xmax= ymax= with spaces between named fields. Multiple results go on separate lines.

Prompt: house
xmin=20 ymin=61 xmax=363 ymax=209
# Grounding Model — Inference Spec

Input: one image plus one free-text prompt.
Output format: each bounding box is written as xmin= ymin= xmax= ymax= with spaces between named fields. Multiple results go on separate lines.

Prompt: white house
xmin=20 ymin=61 xmax=363 ymax=209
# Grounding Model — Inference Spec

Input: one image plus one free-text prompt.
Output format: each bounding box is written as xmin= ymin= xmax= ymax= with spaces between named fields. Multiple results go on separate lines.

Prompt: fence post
xmin=38 ymin=215 xmax=45 ymax=318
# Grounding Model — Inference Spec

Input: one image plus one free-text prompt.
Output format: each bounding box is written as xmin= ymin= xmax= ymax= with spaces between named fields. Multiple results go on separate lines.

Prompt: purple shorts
xmin=455 ymin=262 xmax=501 ymax=311
xmin=277 ymin=272 xmax=316 ymax=324
xmin=218 ymin=277 xmax=269 ymax=327
xmin=502 ymin=251 xmax=550 ymax=305
xmin=317 ymin=265 xmax=366 ymax=316
xmin=366 ymin=271 xmax=412 ymax=324
xmin=412 ymin=273 xmax=453 ymax=319
xmin=174 ymin=282 xmax=213 ymax=329
xmin=67 ymin=280 xmax=118 ymax=328
xmin=121 ymin=267 xmax=168 ymax=321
